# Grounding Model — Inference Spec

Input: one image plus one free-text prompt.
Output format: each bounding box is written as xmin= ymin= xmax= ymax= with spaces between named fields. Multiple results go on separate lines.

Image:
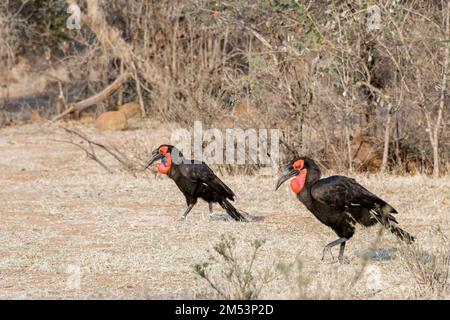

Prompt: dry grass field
xmin=0 ymin=122 xmax=449 ymax=300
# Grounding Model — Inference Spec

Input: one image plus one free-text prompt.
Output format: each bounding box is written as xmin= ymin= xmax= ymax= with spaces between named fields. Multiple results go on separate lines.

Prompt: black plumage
xmin=276 ymin=156 xmax=414 ymax=263
xmin=145 ymin=144 xmax=247 ymax=221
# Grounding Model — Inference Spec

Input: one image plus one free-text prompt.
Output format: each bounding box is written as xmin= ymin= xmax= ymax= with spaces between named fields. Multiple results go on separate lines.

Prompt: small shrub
xmin=194 ymin=234 xmax=275 ymax=300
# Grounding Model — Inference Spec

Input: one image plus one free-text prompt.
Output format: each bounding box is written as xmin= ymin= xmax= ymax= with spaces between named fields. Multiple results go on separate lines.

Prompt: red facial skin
xmin=290 ymin=159 xmax=307 ymax=194
xmin=157 ymin=146 xmax=172 ymax=175
xmin=159 ymin=146 xmax=169 ymax=155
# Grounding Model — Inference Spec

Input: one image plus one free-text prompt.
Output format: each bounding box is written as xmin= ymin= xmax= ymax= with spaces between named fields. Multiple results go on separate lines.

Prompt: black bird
xmin=275 ymin=157 xmax=414 ymax=263
xmin=145 ymin=144 xmax=247 ymax=221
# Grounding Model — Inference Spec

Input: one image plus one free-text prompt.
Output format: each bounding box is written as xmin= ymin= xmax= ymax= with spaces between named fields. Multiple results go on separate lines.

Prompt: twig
xmin=279 ymin=137 xmax=300 ymax=159
xmin=52 ymin=138 xmax=113 ymax=173
xmin=60 ymin=126 xmax=131 ymax=168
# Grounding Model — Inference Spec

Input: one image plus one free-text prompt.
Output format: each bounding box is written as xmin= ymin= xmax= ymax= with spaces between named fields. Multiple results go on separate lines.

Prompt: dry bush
xmin=94 ymin=0 xmax=448 ymax=175
xmin=0 ymin=1 xmax=21 ymax=125
xmin=399 ymin=228 xmax=449 ymax=299
xmin=194 ymin=234 xmax=276 ymax=300
xmin=1 ymin=0 xmax=448 ymax=175
xmin=0 ymin=2 xmax=19 ymax=73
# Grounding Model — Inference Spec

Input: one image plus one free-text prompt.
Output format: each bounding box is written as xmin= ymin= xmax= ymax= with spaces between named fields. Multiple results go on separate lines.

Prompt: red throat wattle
xmin=157 ymin=153 xmax=172 ymax=174
xmin=290 ymin=169 xmax=307 ymax=194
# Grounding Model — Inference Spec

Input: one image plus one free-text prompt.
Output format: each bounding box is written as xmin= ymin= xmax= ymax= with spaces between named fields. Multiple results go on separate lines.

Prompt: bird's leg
xmin=208 ymin=202 xmax=213 ymax=216
xmin=179 ymin=204 xmax=195 ymax=221
xmin=321 ymin=246 xmax=333 ymax=262
xmin=322 ymin=237 xmax=347 ymax=263
xmin=338 ymin=241 xmax=348 ymax=264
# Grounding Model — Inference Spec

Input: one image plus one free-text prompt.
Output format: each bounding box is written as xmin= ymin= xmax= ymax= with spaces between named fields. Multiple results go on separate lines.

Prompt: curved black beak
xmin=275 ymin=168 xmax=299 ymax=191
xmin=144 ymin=152 xmax=164 ymax=170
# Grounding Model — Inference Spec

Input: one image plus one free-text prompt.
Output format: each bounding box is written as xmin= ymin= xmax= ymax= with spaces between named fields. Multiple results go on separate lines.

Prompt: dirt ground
xmin=0 ymin=122 xmax=449 ymax=299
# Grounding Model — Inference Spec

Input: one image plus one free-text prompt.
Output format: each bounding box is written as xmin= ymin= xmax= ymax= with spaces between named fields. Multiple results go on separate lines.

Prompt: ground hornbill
xmin=276 ymin=156 xmax=414 ymax=263
xmin=145 ymin=144 xmax=247 ymax=221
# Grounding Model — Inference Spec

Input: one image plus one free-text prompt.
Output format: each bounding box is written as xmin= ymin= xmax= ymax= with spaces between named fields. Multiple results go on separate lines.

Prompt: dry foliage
xmin=1 ymin=0 xmax=449 ymax=175
xmin=399 ymin=228 xmax=449 ymax=299
xmin=194 ymin=234 xmax=276 ymax=299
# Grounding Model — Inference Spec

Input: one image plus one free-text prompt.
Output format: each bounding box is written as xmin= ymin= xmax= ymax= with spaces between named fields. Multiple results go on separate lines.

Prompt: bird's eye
xmin=293 ymin=159 xmax=304 ymax=169
xmin=159 ymin=146 xmax=169 ymax=155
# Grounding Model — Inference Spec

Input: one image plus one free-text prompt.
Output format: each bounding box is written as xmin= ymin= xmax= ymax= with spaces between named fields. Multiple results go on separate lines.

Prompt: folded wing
xmin=311 ymin=175 xmax=397 ymax=214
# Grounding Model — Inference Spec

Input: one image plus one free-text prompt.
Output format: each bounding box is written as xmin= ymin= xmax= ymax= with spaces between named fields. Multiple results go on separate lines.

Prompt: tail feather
xmin=372 ymin=206 xmax=415 ymax=243
xmin=220 ymin=199 xmax=248 ymax=222
xmin=381 ymin=203 xmax=398 ymax=214
xmin=389 ymin=225 xmax=415 ymax=243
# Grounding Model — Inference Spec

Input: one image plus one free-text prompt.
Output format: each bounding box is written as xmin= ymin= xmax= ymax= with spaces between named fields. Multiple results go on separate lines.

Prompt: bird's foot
xmin=321 ymin=247 xmax=334 ymax=262
xmin=338 ymin=256 xmax=350 ymax=265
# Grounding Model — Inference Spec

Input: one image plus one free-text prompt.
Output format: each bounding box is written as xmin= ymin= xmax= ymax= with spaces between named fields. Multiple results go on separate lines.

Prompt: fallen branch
xmin=50 ymin=104 xmax=76 ymax=123
xmin=72 ymin=72 xmax=131 ymax=111
xmin=50 ymin=72 xmax=131 ymax=122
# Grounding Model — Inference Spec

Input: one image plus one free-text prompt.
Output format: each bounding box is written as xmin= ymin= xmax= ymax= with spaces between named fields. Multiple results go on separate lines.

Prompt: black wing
xmin=177 ymin=161 xmax=235 ymax=200
xmin=310 ymin=175 xmax=397 ymax=213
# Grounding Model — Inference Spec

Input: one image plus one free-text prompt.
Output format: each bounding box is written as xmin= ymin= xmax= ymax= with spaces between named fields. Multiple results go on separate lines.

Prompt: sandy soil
xmin=0 ymin=122 xmax=449 ymax=299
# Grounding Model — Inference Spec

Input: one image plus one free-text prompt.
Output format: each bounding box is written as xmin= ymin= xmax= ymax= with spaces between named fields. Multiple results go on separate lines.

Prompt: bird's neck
xmin=165 ymin=154 xmax=186 ymax=179
xmin=306 ymin=166 xmax=321 ymax=185
xmin=296 ymin=170 xmax=320 ymax=208
xmin=292 ymin=163 xmax=321 ymax=211
xmin=296 ymin=182 xmax=313 ymax=207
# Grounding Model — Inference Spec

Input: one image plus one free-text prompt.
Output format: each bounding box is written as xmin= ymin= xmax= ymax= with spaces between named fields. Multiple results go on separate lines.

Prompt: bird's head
xmin=144 ymin=144 xmax=176 ymax=175
xmin=275 ymin=156 xmax=320 ymax=194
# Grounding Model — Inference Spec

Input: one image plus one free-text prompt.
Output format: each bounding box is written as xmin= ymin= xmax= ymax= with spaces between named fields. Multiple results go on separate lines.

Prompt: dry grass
xmin=398 ymin=228 xmax=449 ymax=299
xmin=0 ymin=122 xmax=449 ymax=299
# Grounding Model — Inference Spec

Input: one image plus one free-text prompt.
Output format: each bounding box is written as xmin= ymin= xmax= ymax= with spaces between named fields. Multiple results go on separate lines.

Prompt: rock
xmin=118 ymin=102 xmax=141 ymax=120
xmin=95 ymin=111 xmax=127 ymax=132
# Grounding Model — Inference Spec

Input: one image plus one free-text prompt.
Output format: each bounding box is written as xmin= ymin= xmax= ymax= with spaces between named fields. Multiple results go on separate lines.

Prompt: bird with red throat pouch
xmin=276 ymin=156 xmax=414 ymax=263
xmin=145 ymin=144 xmax=248 ymax=222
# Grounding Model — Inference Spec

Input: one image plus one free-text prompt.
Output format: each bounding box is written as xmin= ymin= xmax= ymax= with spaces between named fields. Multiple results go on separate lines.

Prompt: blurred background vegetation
xmin=0 ymin=0 xmax=448 ymax=175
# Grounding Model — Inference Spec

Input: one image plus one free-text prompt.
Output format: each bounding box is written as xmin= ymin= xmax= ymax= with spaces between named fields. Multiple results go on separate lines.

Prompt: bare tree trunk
xmin=56 ymin=81 xmax=66 ymax=115
xmin=133 ymin=64 xmax=146 ymax=117
xmin=117 ymin=60 xmax=124 ymax=106
xmin=381 ymin=104 xmax=392 ymax=173
xmin=430 ymin=1 xmax=449 ymax=178
xmin=344 ymin=121 xmax=353 ymax=173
